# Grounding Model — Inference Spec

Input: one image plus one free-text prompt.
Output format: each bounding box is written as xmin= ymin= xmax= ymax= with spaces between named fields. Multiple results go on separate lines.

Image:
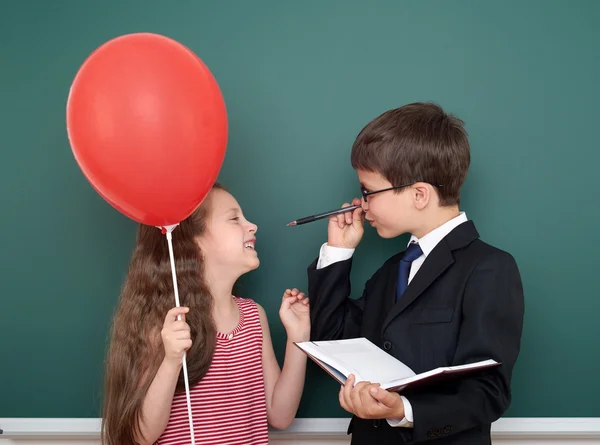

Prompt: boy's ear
xmin=413 ymin=183 xmax=431 ymax=210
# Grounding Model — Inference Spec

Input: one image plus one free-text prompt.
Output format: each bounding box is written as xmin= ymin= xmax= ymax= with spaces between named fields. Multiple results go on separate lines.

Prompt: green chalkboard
xmin=1 ymin=0 xmax=599 ymax=419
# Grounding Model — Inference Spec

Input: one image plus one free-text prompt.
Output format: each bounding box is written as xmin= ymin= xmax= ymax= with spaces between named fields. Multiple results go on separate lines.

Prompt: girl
xmin=101 ymin=183 xmax=310 ymax=445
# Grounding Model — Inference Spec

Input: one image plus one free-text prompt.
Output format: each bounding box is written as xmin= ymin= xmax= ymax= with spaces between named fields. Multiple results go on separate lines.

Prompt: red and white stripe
xmin=157 ymin=297 xmax=268 ymax=445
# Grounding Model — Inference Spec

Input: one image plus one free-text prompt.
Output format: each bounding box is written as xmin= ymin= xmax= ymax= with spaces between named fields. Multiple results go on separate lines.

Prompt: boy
xmin=307 ymin=103 xmax=524 ymax=444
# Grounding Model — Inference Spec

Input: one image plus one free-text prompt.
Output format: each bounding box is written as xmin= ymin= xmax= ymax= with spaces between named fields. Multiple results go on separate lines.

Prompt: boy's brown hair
xmin=350 ymin=102 xmax=470 ymax=206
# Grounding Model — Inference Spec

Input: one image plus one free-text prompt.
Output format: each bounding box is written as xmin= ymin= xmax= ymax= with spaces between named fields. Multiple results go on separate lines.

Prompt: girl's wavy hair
xmin=101 ymin=183 xmax=225 ymax=445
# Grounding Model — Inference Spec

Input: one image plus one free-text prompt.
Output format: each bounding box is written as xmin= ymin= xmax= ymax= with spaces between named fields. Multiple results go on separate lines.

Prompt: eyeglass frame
xmin=360 ymin=182 xmax=443 ymax=201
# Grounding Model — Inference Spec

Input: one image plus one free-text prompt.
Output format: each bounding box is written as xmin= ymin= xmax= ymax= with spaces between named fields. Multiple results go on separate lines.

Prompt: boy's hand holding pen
xmin=287 ymin=198 xmax=365 ymax=249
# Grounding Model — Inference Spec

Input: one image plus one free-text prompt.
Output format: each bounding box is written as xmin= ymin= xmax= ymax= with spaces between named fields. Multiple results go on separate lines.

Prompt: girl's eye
xmin=230 ymin=217 xmax=240 ymax=221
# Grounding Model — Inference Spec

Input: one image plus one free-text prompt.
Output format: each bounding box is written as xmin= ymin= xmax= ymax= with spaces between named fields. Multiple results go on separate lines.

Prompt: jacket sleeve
xmin=307 ymin=257 xmax=376 ymax=341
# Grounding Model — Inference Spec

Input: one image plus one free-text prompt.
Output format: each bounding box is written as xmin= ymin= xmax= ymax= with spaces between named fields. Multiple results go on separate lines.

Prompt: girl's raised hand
xmin=279 ymin=288 xmax=310 ymax=343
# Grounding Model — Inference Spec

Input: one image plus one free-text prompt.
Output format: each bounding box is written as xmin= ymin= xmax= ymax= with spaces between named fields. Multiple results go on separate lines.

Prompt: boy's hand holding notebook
xmin=295 ymin=337 xmax=499 ymax=392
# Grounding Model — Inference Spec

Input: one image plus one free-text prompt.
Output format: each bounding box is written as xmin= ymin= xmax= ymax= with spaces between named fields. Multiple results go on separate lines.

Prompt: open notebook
xmin=295 ymin=337 xmax=500 ymax=392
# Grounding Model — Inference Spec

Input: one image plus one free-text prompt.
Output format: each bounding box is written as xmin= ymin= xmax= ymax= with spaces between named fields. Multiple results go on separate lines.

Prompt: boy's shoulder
xmin=377 ymin=222 xmax=519 ymax=273
xmin=457 ymin=237 xmax=520 ymax=274
xmin=470 ymin=236 xmax=522 ymax=268
xmin=467 ymin=237 xmax=516 ymax=259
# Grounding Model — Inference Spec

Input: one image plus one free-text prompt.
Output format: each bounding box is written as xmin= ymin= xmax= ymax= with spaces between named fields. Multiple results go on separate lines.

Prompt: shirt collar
xmin=408 ymin=212 xmax=469 ymax=257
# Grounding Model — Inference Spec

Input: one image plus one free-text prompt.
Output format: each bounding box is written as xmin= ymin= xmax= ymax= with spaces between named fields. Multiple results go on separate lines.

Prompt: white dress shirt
xmin=316 ymin=212 xmax=469 ymax=428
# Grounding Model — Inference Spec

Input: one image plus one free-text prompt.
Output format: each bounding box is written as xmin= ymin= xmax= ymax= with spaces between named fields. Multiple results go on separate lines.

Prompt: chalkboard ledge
xmin=0 ymin=418 xmax=599 ymax=440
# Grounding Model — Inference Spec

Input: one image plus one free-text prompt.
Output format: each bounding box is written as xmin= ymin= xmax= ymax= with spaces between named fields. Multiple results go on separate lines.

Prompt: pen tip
xmin=287 ymin=221 xmax=297 ymax=227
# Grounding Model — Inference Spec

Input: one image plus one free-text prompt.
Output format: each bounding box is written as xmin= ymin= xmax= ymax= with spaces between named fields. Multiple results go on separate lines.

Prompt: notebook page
xmin=317 ymin=359 xmax=349 ymax=384
xmin=382 ymin=358 xmax=500 ymax=390
xmin=309 ymin=338 xmax=415 ymax=384
xmin=297 ymin=342 xmax=355 ymax=379
xmin=446 ymin=359 xmax=498 ymax=371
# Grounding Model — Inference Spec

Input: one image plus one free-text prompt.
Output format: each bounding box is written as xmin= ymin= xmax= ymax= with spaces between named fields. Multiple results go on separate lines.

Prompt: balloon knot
xmin=161 ymin=227 xmax=167 ymax=235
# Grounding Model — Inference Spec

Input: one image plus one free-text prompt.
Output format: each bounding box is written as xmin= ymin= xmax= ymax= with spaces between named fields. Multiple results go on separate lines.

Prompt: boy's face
xmin=357 ymin=169 xmax=417 ymax=238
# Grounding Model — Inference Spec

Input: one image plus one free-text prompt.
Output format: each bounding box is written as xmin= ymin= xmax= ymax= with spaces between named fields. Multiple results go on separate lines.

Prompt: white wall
xmin=1 ymin=418 xmax=600 ymax=445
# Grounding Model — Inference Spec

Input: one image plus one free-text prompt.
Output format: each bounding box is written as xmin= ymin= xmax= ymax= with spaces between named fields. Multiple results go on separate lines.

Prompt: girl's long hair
xmin=101 ymin=184 xmax=224 ymax=445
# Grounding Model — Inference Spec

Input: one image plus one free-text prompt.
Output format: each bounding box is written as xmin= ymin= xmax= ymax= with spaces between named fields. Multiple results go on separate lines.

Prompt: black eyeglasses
xmin=360 ymin=182 xmax=443 ymax=201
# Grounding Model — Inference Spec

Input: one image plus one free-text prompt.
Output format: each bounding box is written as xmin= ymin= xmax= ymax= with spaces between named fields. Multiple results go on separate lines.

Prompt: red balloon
xmin=67 ymin=33 xmax=227 ymax=226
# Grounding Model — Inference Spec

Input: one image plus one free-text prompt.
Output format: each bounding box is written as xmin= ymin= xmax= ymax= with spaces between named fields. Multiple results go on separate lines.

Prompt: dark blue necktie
xmin=396 ymin=242 xmax=423 ymax=302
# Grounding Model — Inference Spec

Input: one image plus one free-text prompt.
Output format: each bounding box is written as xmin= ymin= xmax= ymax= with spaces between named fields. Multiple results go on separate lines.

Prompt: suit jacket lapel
xmin=381 ymin=257 xmax=401 ymax=317
xmin=381 ymin=221 xmax=480 ymax=333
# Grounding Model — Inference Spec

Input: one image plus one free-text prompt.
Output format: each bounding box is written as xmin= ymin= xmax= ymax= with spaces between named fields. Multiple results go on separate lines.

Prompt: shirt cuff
xmin=316 ymin=243 xmax=355 ymax=269
xmin=386 ymin=396 xmax=414 ymax=428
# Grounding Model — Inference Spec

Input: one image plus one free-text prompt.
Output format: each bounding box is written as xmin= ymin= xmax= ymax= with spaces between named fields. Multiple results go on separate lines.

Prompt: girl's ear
xmin=194 ymin=235 xmax=205 ymax=252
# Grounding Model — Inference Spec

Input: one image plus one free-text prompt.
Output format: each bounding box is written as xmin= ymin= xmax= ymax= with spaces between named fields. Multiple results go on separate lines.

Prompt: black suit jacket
xmin=308 ymin=221 xmax=524 ymax=444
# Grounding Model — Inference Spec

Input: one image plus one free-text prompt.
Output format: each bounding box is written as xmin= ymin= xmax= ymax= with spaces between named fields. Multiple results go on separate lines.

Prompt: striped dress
xmin=157 ymin=297 xmax=269 ymax=445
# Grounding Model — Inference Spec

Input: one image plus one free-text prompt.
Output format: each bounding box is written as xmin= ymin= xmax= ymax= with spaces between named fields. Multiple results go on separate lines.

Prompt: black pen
xmin=287 ymin=204 xmax=362 ymax=226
